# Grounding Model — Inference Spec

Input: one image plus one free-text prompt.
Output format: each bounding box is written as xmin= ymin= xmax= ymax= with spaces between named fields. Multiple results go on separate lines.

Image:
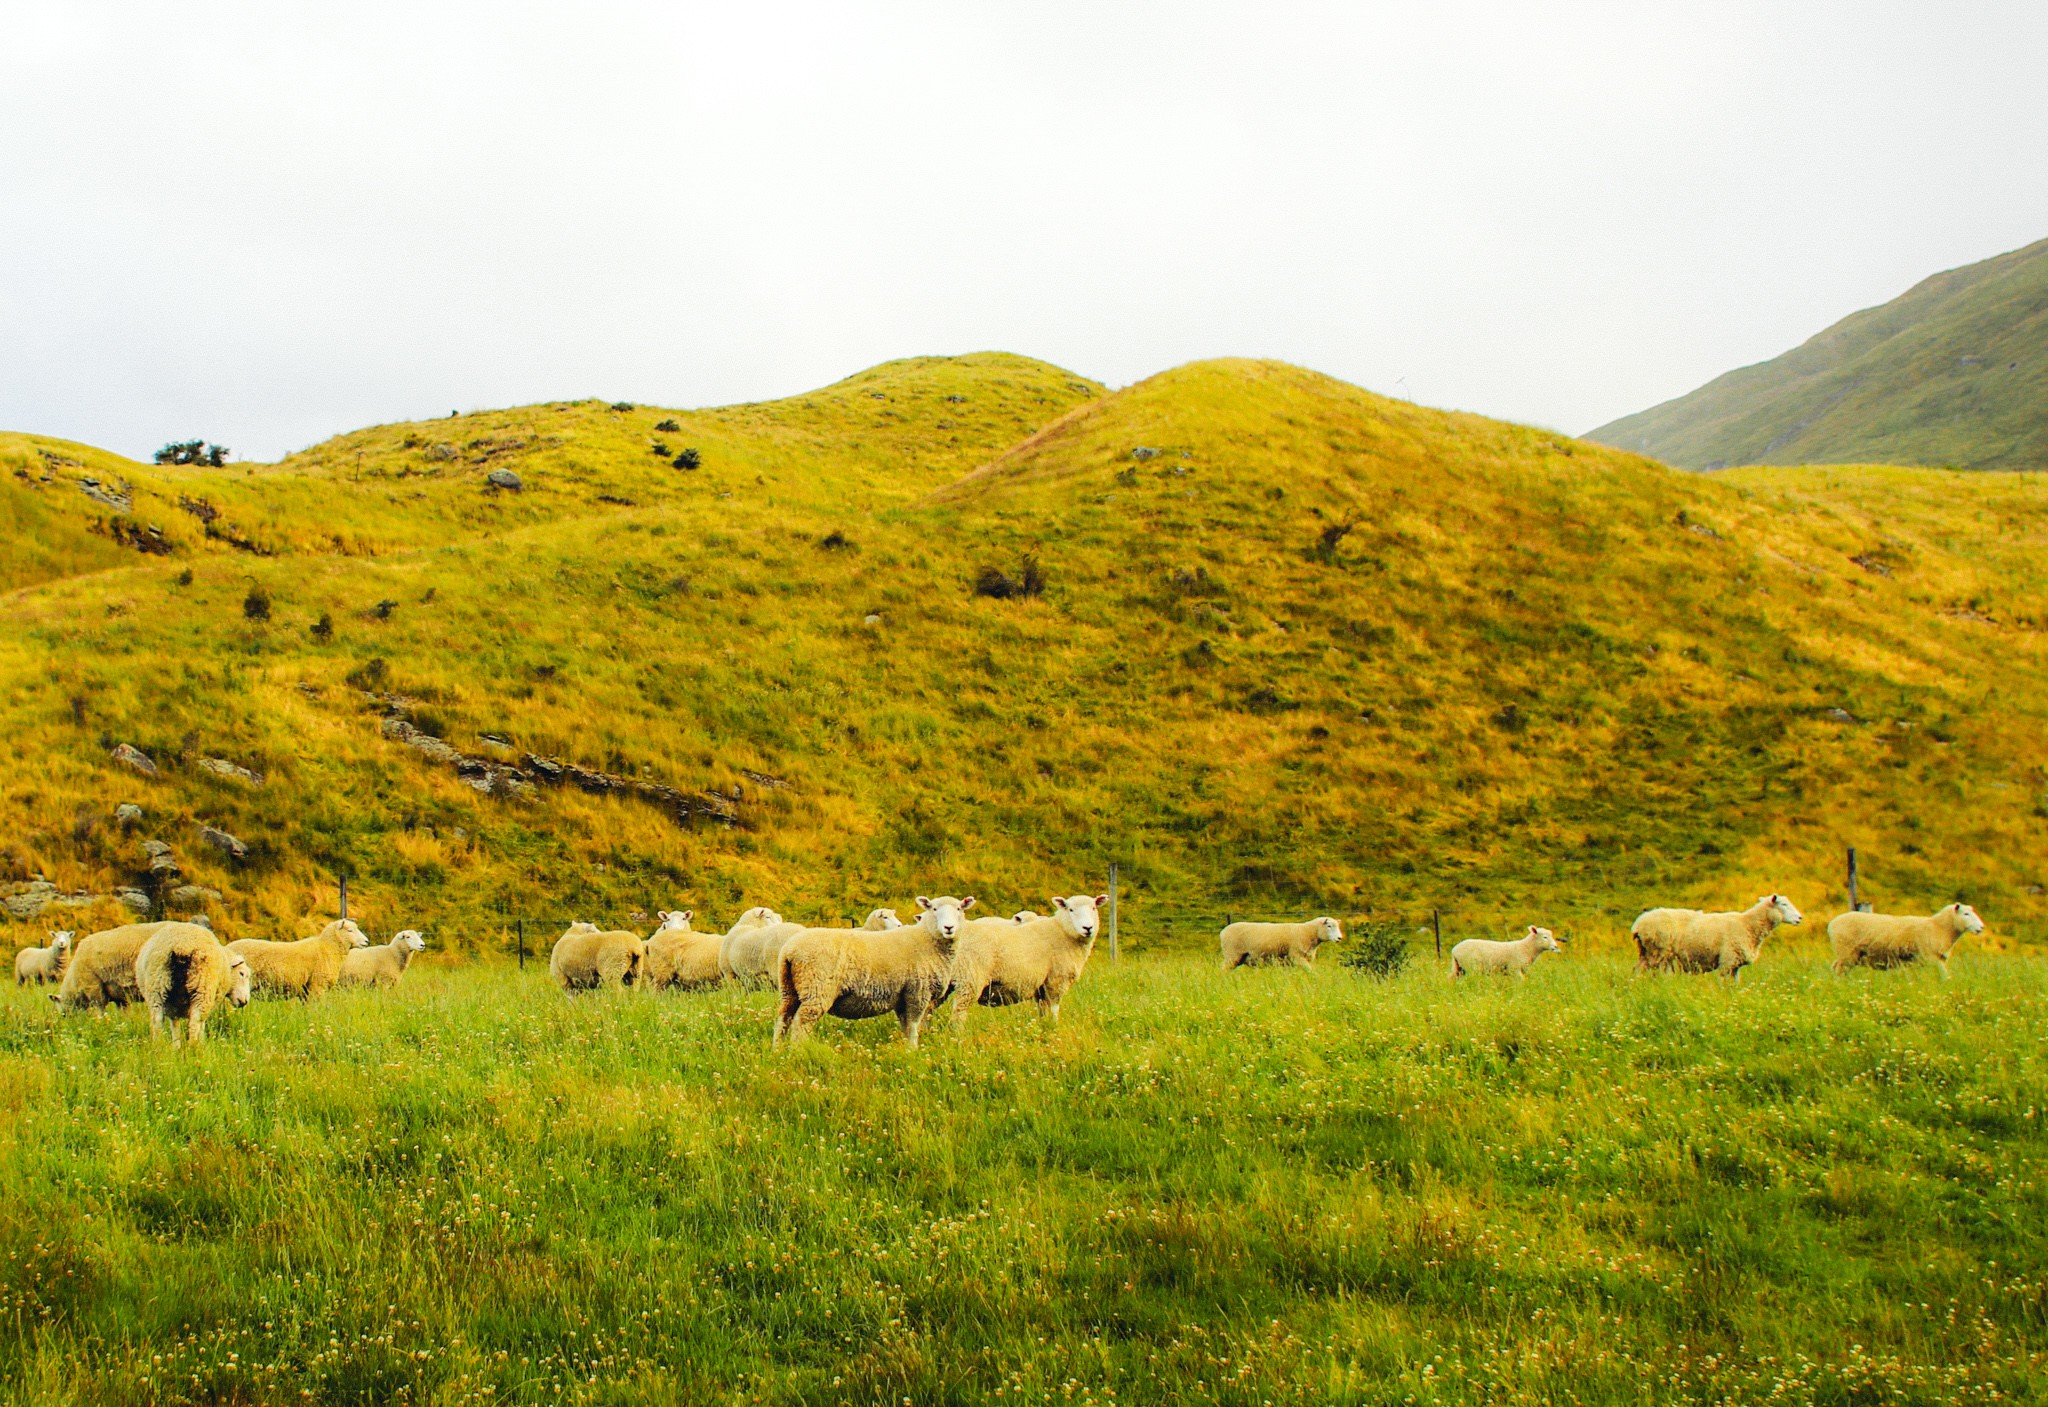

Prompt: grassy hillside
xmin=0 ymin=953 xmax=2041 ymax=1405
xmin=1587 ymin=236 xmax=2048 ymax=471
xmin=4 ymin=356 xmax=2048 ymax=954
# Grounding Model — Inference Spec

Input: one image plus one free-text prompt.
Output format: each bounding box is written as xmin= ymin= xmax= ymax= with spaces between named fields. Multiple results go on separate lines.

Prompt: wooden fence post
xmin=517 ymin=917 xmax=525 ymax=970
xmin=338 ymin=875 xmax=348 ymax=922
xmin=1108 ymin=862 xmax=1119 ymax=963
xmin=1432 ymin=907 xmax=1441 ymax=959
xmin=1847 ymin=847 xmax=1860 ymax=913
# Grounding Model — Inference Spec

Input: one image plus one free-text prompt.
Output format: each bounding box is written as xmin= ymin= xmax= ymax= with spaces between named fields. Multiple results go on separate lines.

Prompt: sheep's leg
xmin=1288 ymin=948 xmax=1313 ymax=968
xmin=787 ymin=997 xmax=830 ymax=1044
xmin=898 ymin=997 xmax=926 ymax=1048
xmin=188 ymin=1011 xmax=206 ymax=1045
xmin=950 ymin=982 xmax=985 ymax=1030
xmin=1936 ymin=956 xmax=1951 ymax=981
xmin=774 ymin=987 xmax=801 ymax=1045
xmin=148 ymin=1007 xmax=166 ymax=1041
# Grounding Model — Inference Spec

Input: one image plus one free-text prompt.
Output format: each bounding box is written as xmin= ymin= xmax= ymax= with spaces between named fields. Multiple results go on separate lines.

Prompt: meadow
xmin=0 ymin=944 xmax=2042 ymax=1406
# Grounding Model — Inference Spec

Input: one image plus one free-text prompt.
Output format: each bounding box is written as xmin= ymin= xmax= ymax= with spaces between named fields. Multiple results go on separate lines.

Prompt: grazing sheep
xmin=1631 ymin=895 xmax=1802 ymax=981
xmin=15 ymin=930 xmax=74 ymax=986
xmin=1220 ymin=917 xmax=1344 ymax=970
xmin=135 ymin=922 xmax=251 ymax=1044
xmin=228 ymin=920 xmax=371 ymax=999
xmin=1451 ymin=926 xmax=1562 ymax=979
xmin=775 ymin=896 xmax=974 ymax=1047
xmin=1828 ymin=903 xmax=1984 ymax=978
xmin=950 ymin=894 xmax=1105 ymax=1029
xmin=339 ymin=930 xmax=427 ymax=989
xmin=727 ymin=907 xmax=900 ymax=988
xmin=645 ymin=910 xmax=727 ymax=993
xmin=53 ymin=922 xmax=170 ymax=1012
xmin=549 ymin=922 xmax=646 ymax=992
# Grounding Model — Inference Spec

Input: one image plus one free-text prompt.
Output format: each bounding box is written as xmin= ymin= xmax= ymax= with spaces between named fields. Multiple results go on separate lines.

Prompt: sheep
xmin=135 ymin=922 xmax=252 ymax=1044
xmin=1631 ymin=895 xmax=1802 ymax=981
xmin=645 ymin=910 xmax=728 ymax=993
xmin=1010 ymin=910 xmax=1041 ymax=923
xmin=1828 ymin=903 xmax=1984 ymax=978
xmin=949 ymin=894 xmax=1105 ymax=1029
xmin=15 ymin=930 xmax=74 ymax=986
xmin=549 ymin=921 xmax=646 ymax=992
xmin=1220 ymin=917 xmax=1344 ymax=970
xmin=1450 ymin=926 xmax=1562 ymax=979
xmin=53 ymin=922 xmax=171 ymax=1012
xmin=775 ymin=896 xmax=974 ymax=1047
xmin=339 ymin=929 xmax=427 ymax=989
xmin=227 ymin=920 xmax=370 ymax=999
xmin=719 ymin=908 xmax=797 ymax=988
xmin=726 ymin=907 xmax=900 ymax=988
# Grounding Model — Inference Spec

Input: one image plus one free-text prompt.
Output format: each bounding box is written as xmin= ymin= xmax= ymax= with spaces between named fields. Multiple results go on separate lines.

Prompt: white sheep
xmin=549 ymin=922 xmax=646 ymax=992
xmin=775 ymin=896 xmax=974 ymax=1047
xmin=136 ymin=922 xmax=252 ymax=1044
xmin=1631 ymin=895 xmax=1802 ymax=981
xmin=1010 ymin=910 xmax=1042 ymax=923
xmin=1450 ymin=926 xmax=1562 ymax=979
xmin=645 ymin=910 xmax=727 ymax=992
xmin=719 ymin=908 xmax=796 ymax=988
xmin=950 ymin=894 xmax=1104 ymax=1028
xmin=54 ymin=922 xmax=169 ymax=1012
xmin=1828 ymin=903 xmax=1984 ymax=978
xmin=228 ymin=919 xmax=372 ymax=999
xmin=339 ymin=930 xmax=427 ymax=989
xmin=1220 ymin=917 xmax=1344 ymax=970
xmin=15 ymin=930 xmax=74 ymax=986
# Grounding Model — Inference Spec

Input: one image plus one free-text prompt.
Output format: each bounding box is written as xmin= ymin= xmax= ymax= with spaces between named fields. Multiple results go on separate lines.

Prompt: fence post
xmin=517 ymin=917 xmax=525 ymax=970
xmin=1108 ymin=862 xmax=1119 ymax=964
xmin=338 ymin=875 xmax=348 ymax=922
xmin=1432 ymin=907 xmax=1441 ymax=959
xmin=1847 ymin=847 xmax=1860 ymax=912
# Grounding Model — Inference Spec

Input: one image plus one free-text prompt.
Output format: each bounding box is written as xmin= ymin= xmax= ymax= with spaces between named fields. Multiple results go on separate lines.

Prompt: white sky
xmin=5 ymin=0 xmax=2046 ymax=462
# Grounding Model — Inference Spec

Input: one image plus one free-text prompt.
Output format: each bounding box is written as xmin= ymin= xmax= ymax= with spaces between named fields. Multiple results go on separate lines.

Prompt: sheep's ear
xmin=960 ymin=896 xmax=977 ymax=912
xmin=680 ymin=910 xmax=693 ymax=922
xmin=916 ymin=897 xmax=932 ymax=911
xmin=1093 ymin=894 xmax=1109 ymax=907
xmin=1050 ymin=896 xmax=1068 ymax=911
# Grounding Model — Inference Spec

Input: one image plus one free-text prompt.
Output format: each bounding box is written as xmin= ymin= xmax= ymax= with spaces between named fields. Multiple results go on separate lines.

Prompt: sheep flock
xmin=14 ymin=886 xmax=1997 ymax=1048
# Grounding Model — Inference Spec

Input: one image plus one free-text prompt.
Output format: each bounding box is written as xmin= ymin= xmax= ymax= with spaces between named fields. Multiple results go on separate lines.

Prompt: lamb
xmin=645 ymin=910 xmax=728 ymax=993
xmin=1631 ymin=895 xmax=1803 ymax=981
xmin=549 ymin=921 xmax=646 ymax=992
xmin=15 ymin=930 xmax=74 ymax=986
xmin=135 ymin=922 xmax=252 ymax=1044
xmin=775 ymin=896 xmax=974 ymax=1047
xmin=949 ymin=894 xmax=1105 ymax=1029
xmin=228 ymin=919 xmax=372 ymax=999
xmin=1828 ymin=903 xmax=1984 ymax=978
xmin=338 ymin=929 xmax=427 ymax=989
xmin=53 ymin=922 xmax=170 ymax=1012
xmin=1220 ymin=916 xmax=1344 ymax=970
xmin=1450 ymin=926 xmax=1562 ymax=979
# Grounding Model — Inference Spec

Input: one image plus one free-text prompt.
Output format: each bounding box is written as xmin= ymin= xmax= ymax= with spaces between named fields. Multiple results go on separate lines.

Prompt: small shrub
xmin=155 ymin=440 xmax=230 ymax=467
xmin=610 ymin=402 xmax=634 ymax=413
xmin=374 ymin=600 xmax=398 ymax=620
xmin=650 ymin=442 xmax=669 ymax=457
xmin=310 ymin=612 xmax=334 ymax=643
xmin=819 ymin=530 xmax=852 ymax=550
xmin=973 ymin=556 xmax=1047 ymax=601
xmin=174 ymin=568 xmax=193 ymax=586
xmin=1313 ymin=518 xmax=1357 ymax=561
xmin=672 ymin=448 xmax=702 ymax=471
xmin=345 ymin=657 xmax=390 ymax=691
xmin=654 ymin=419 xmax=680 ymax=433
xmin=1339 ymin=918 xmax=1412 ymax=980
xmin=242 ymin=584 xmax=272 ymax=621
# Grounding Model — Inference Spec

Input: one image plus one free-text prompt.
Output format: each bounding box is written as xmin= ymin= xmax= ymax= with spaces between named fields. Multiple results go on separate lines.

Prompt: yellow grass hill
xmin=4 ymin=353 xmax=2044 ymax=951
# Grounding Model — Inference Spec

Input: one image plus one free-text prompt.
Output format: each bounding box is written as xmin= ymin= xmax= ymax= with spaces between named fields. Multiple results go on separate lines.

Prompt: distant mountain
xmin=1588 ymin=237 xmax=2048 ymax=471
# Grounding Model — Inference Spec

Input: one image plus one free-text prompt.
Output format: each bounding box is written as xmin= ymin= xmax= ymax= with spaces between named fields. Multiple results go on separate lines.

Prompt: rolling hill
xmin=5 ymin=354 xmax=2048 ymax=952
xmin=1588 ymin=236 xmax=2048 ymax=471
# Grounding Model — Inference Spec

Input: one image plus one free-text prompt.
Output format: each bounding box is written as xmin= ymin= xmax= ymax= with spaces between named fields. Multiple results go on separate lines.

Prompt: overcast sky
xmin=6 ymin=1 xmax=2046 ymax=462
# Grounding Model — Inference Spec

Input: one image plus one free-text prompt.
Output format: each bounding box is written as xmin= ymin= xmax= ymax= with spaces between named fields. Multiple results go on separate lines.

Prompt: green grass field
xmin=3 ymin=946 xmax=2042 ymax=1405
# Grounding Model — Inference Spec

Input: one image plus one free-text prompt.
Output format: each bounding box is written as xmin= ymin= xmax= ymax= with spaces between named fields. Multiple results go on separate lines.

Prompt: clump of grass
xmin=1337 ymin=916 xmax=1413 ymax=978
xmin=973 ymin=554 xmax=1046 ymax=600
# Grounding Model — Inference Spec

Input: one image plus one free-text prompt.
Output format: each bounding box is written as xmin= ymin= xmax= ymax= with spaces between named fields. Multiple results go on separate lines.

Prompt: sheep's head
xmin=1762 ymin=895 xmax=1804 ymax=926
xmin=1049 ymin=894 xmax=1108 ymax=943
xmin=655 ymin=910 xmax=694 ymax=934
xmin=862 ymin=908 xmax=903 ymax=931
xmin=226 ymin=955 xmax=253 ymax=1008
xmin=565 ymin=921 xmax=601 ymax=937
xmin=331 ymin=918 xmax=371 ymax=949
xmin=1011 ymin=910 xmax=1041 ymax=924
xmin=1315 ymin=917 xmax=1343 ymax=945
xmin=395 ymin=929 xmax=427 ymax=953
xmin=915 ymin=896 xmax=974 ymax=945
xmin=734 ymin=906 xmax=780 ymax=929
xmin=1527 ymin=926 xmax=1562 ymax=955
xmin=49 ymin=931 xmax=74 ymax=951
xmin=1952 ymin=903 xmax=1986 ymax=935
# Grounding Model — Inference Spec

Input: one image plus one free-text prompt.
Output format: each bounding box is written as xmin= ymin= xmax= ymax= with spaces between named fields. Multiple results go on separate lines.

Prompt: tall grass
xmin=0 ymin=951 xmax=2041 ymax=1404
